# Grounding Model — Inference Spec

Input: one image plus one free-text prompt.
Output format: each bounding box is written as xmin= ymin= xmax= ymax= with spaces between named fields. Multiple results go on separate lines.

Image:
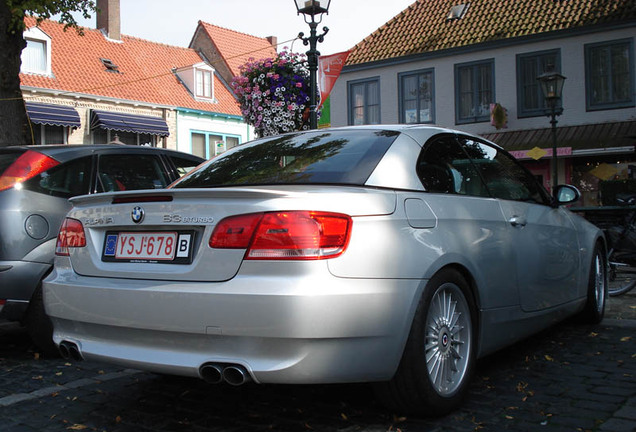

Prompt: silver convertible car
xmin=43 ymin=125 xmax=607 ymax=415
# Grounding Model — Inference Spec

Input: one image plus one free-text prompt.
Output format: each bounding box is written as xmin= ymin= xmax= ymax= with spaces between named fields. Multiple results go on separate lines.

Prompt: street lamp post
xmin=294 ymin=0 xmax=330 ymax=130
xmin=537 ymin=71 xmax=566 ymax=203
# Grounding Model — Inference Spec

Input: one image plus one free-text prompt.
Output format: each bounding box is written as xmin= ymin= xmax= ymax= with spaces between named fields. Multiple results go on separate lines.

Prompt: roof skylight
xmin=100 ymin=58 xmax=120 ymax=73
xmin=447 ymin=3 xmax=469 ymax=20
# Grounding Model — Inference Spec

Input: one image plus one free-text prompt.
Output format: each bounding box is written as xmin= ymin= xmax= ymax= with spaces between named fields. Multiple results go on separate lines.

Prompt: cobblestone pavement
xmin=1 ymin=292 xmax=634 ymax=432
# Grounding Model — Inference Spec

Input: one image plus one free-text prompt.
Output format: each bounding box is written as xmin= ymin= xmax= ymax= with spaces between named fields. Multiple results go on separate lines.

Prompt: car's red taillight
xmin=0 ymin=150 xmax=60 ymax=192
xmin=210 ymin=211 xmax=352 ymax=260
xmin=55 ymin=218 xmax=87 ymax=256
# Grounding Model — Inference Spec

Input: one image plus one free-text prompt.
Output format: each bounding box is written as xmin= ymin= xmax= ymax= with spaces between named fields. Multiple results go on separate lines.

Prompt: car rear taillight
xmin=55 ymin=218 xmax=87 ymax=256
xmin=210 ymin=211 xmax=352 ymax=260
xmin=0 ymin=150 xmax=60 ymax=192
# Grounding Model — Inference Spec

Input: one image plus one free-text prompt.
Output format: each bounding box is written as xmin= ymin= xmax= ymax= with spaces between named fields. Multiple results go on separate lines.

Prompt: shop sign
xmin=510 ymin=147 xmax=572 ymax=160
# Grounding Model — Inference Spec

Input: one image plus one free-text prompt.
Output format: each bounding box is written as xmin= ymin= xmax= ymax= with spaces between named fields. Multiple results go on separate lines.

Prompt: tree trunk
xmin=0 ymin=2 xmax=29 ymax=147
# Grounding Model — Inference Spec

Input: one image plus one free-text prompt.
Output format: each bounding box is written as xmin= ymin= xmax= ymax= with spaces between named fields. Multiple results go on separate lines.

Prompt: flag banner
xmin=318 ymin=51 xmax=350 ymax=109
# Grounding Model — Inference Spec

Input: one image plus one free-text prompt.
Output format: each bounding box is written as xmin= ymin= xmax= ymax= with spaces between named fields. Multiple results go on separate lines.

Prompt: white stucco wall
xmin=330 ymin=27 xmax=636 ymax=136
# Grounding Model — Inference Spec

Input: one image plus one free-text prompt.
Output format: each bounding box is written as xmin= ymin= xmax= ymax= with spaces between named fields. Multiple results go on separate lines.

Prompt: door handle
xmin=509 ymin=215 xmax=527 ymax=227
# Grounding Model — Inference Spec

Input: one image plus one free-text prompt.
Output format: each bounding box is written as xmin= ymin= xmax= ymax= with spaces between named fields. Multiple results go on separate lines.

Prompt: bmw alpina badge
xmin=131 ymin=206 xmax=144 ymax=224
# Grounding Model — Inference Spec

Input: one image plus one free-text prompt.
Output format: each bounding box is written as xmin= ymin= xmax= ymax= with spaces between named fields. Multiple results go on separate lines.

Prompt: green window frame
xmin=585 ymin=38 xmax=635 ymax=111
xmin=347 ymin=78 xmax=380 ymax=125
xmin=455 ymin=59 xmax=495 ymax=124
xmin=516 ymin=49 xmax=561 ymax=118
xmin=399 ymin=69 xmax=435 ymax=124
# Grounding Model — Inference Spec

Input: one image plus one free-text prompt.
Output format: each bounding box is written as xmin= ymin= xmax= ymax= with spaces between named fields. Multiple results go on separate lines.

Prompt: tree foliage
xmin=0 ymin=0 xmax=96 ymax=146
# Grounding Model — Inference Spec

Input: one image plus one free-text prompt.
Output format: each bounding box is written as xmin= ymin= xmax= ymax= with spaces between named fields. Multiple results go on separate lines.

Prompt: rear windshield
xmin=0 ymin=149 xmax=27 ymax=176
xmin=173 ymin=130 xmax=399 ymax=188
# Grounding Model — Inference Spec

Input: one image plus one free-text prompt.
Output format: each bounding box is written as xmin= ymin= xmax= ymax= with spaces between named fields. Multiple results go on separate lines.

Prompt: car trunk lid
xmin=64 ymin=186 xmax=396 ymax=281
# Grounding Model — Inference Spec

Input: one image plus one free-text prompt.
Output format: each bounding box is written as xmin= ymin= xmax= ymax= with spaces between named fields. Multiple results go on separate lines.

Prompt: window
xmin=348 ymin=78 xmax=380 ymax=125
xmin=417 ymin=134 xmax=551 ymax=205
xmin=196 ymin=69 xmax=213 ymax=99
xmin=417 ymin=135 xmax=485 ymax=195
xmin=22 ymin=39 xmax=47 ymax=73
xmin=191 ymin=131 xmax=241 ymax=159
xmin=92 ymin=129 xmax=156 ymax=146
xmin=459 ymin=137 xmax=551 ymax=205
xmin=30 ymin=125 xmax=68 ymax=145
xmin=175 ymin=130 xmax=399 ymax=188
xmin=169 ymin=156 xmax=203 ymax=177
xmin=100 ymin=58 xmax=120 ymax=73
xmin=455 ymin=60 xmax=494 ymax=124
xmin=585 ymin=39 xmax=634 ymax=110
xmin=21 ymin=27 xmax=51 ymax=75
xmin=96 ymin=154 xmax=169 ymax=192
xmin=517 ymin=49 xmax=561 ymax=117
xmin=399 ymin=69 xmax=435 ymax=124
xmin=22 ymin=157 xmax=91 ymax=198
xmin=447 ymin=3 xmax=469 ymax=20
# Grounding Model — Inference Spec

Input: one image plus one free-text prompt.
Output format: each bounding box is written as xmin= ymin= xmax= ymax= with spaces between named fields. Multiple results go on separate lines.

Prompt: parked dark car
xmin=0 ymin=144 xmax=204 ymax=354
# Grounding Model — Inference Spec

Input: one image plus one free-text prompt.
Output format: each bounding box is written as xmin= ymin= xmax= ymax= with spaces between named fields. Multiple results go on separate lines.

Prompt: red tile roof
xmin=347 ymin=0 xmax=636 ymax=66
xmin=197 ymin=21 xmax=278 ymax=77
xmin=20 ymin=17 xmax=241 ymax=116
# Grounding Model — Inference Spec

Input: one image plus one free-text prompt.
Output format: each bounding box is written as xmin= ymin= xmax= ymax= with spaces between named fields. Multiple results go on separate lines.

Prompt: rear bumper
xmin=43 ymin=259 xmax=423 ymax=384
xmin=0 ymin=260 xmax=51 ymax=321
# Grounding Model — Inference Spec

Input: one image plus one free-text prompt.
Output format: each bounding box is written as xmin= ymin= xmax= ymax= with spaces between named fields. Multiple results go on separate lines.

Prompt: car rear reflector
xmin=55 ymin=218 xmax=86 ymax=256
xmin=0 ymin=150 xmax=60 ymax=192
xmin=210 ymin=211 xmax=352 ymax=260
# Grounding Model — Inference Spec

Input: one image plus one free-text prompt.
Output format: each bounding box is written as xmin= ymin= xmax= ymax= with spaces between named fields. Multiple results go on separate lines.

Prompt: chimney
xmin=96 ymin=0 xmax=121 ymax=40
xmin=267 ymin=36 xmax=278 ymax=50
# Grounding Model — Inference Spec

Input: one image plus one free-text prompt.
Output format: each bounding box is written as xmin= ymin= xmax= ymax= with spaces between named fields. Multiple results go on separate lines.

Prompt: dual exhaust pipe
xmin=58 ymin=340 xmax=83 ymax=361
xmin=58 ymin=343 xmax=249 ymax=386
xmin=199 ymin=362 xmax=252 ymax=386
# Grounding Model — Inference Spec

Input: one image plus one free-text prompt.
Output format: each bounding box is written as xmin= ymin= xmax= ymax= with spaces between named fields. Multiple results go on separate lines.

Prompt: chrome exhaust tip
xmin=58 ymin=341 xmax=71 ymax=359
xmin=58 ymin=341 xmax=83 ymax=361
xmin=199 ymin=363 xmax=224 ymax=384
xmin=222 ymin=365 xmax=252 ymax=386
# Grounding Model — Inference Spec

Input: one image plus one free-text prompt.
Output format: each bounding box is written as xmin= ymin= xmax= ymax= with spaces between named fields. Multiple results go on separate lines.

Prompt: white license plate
xmin=114 ymin=232 xmax=184 ymax=260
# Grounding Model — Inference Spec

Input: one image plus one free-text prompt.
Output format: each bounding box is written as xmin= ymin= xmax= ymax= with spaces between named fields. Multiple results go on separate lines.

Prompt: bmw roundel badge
xmin=131 ymin=206 xmax=145 ymax=224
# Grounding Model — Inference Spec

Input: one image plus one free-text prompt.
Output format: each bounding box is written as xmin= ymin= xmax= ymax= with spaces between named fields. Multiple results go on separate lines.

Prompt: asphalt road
xmin=1 ymin=292 xmax=634 ymax=432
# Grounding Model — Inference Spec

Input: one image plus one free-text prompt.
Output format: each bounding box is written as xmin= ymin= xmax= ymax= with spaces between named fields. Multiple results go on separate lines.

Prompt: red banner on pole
xmin=318 ymin=51 xmax=350 ymax=109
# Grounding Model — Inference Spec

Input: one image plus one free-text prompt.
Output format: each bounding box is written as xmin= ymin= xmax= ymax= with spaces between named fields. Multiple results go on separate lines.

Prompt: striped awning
xmin=90 ymin=110 xmax=169 ymax=137
xmin=25 ymin=102 xmax=81 ymax=128
xmin=481 ymin=121 xmax=636 ymax=159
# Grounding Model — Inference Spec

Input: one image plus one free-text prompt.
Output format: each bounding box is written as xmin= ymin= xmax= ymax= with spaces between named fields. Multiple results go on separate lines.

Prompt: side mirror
xmin=555 ymin=184 xmax=581 ymax=206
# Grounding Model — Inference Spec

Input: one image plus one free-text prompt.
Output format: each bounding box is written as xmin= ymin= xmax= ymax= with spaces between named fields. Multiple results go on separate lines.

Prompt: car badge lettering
xmin=162 ymin=214 xmax=215 ymax=224
xmin=83 ymin=217 xmax=114 ymax=226
xmin=131 ymin=206 xmax=145 ymax=224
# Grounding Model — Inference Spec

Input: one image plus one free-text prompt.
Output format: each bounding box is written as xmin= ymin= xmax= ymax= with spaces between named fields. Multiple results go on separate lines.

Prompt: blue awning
xmin=25 ymin=102 xmax=81 ymax=128
xmin=90 ymin=110 xmax=169 ymax=137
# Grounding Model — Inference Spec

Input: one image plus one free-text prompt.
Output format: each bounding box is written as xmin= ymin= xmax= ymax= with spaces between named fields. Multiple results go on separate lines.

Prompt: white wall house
xmin=330 ymin=0 xmax=636 ymax=206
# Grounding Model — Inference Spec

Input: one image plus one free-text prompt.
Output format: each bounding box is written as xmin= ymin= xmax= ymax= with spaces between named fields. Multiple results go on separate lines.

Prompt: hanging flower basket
xmin=231 ymin=50 xmax=316 ymax=137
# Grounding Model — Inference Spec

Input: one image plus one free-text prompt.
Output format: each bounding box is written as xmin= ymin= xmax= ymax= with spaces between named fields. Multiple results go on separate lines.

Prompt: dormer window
xmin=196 ymin=68 xmax=212 ymax=99
xmin=100 ymin=58 xmax=120 ymax=73
xmin=21 ymin=26 xmax=52 ymax=76
xmin=173 ymin=62 xmax=215 ymax=102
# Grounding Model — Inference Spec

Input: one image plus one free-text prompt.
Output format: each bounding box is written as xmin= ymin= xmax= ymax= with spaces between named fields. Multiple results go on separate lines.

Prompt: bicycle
xmin=601 ymin=194 xmax=636 ymax=296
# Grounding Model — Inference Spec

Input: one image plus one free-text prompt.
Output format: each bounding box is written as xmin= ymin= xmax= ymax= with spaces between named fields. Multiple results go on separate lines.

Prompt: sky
xmin=64 ymin=0 xmax=417 ymax=56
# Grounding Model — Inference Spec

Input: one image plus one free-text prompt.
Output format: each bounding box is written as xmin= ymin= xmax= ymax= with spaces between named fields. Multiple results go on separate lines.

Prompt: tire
xmin=607 ymin=254 xmax=636 ymax=297
xmin=375 ymin=268 xmax=476 ymax=416
xmin=24 ymin=283 xmax=59 ymax=357
xmin=579 ymin=244 xmax=607 ymax=324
